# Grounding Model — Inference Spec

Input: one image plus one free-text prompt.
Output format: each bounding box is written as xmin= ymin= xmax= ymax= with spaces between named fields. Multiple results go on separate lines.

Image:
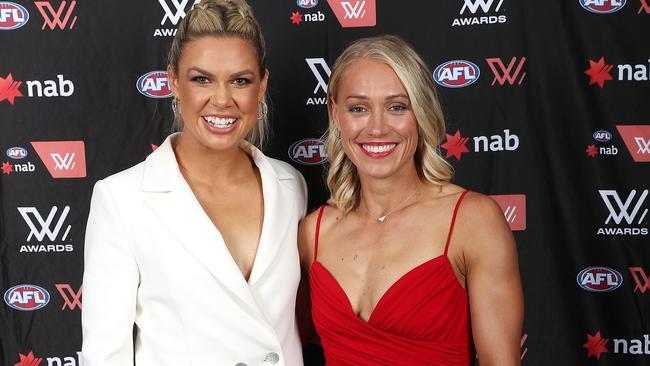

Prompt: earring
xmin=171 ymin=98 xmax=179 ymax=114
xmin=332 ymin=127 xmax=341 ymax=139
xmin=257 ymin=100 xmax=268 ymax=120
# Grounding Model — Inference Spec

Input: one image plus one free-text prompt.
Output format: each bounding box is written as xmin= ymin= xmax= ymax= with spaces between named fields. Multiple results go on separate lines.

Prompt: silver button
xmin=263 ymin=352 xmax=279 ymax=364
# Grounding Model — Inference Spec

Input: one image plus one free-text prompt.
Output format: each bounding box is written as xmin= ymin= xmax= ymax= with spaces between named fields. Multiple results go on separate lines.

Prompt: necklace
xmin=371 ymin=188 xmax=420 ymax=223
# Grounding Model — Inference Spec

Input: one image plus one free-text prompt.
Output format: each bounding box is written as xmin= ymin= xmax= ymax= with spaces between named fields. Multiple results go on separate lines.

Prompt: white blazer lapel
xmin=247 ymin=147 xmax=296 ymax=285
xmin=140 ymin=135 xmax=265 ymax=319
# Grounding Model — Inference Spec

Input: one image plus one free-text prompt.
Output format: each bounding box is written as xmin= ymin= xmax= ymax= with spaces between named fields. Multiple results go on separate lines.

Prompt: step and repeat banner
xmin=1 ymin=0 xmax=649 ymax=365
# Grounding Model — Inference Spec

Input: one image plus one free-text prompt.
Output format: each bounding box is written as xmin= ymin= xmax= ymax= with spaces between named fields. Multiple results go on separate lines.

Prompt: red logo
xmin=35 ymin=0 xmax=77 ymax=30
xmin=55 ymin=283 xmax=82 ymax=310
xmin=629 ymin=267 xmax=650 ymax=293
xmin=327 ymin=0 xmax=376 ymax=27
xmin=640 ymin=0 xmax=650 ymax=13
xmin=440 ymin=130 xmax=470 ymax=160
xmin=290 ymin=11 xmax=302 ymax=24
xmin=585 ymin=57 xmax=613 ymax=88
xmin=14 ymin=351 xmax=42 ymax=366
xmin=586 ymin=144 xmax=598 ymax=157
xmin=520 ymin=333 xmax=528 ymax=360
xmin=584 ymin=331 xmax=609 ymax=359
xmin=485 ymin=57 xmax=526 ymax=86
xmin=616 ymin=125 xmax=650 ymax=162
xmin=490 ymin=194 xmax=526 ymax=231
xmin=2 ymin=161 xmax=13 ymax=174
xmin=31 ymin=141 xmax=86 ymax=178
xmin=0 ymin=72 xmax=23 ymax=105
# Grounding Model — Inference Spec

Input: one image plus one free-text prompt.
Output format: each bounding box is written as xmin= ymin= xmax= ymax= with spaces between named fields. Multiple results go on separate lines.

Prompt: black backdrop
xmin=1 ymin=0 xmax=649 ymax=365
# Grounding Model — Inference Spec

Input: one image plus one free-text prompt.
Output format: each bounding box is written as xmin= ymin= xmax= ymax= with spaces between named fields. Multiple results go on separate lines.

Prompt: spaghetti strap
xmin=313 ymin=205 xmax=326 ymax=263
xmin=444 ymin=190 xmax=470 ymax=256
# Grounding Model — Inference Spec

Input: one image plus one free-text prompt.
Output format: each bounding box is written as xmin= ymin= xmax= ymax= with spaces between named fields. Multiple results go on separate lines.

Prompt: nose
xmin=209 ymin=83 xmax=232 ymax=107
xmin=366 ymin=109 xmax=389 ymax=136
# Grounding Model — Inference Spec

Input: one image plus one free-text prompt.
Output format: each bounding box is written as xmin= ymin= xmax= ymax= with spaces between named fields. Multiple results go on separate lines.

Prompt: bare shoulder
xmin=298 ymin=204 xmax=340 ymax=269
xmin=453 ymin=190 xmax=516 ymax=264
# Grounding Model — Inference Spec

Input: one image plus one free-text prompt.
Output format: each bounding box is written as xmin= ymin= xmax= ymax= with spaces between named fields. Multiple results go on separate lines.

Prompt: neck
xmin=357 ymin=163 xmax=423 ymax=220
xmin=173 ymin=133 xmax=253 ymax=185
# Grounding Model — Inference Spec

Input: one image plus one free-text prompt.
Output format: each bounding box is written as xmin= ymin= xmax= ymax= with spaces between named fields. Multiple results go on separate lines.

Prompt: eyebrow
xmin=186 ymin=67 xmax=256 ymax=78
xmin=345 ymin=93 xmax=410 ymax=101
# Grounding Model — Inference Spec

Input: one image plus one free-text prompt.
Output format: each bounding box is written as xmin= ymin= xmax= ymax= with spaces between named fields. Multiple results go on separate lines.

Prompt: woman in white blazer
xmin=82 ymin=1 xmax=306 ymax=365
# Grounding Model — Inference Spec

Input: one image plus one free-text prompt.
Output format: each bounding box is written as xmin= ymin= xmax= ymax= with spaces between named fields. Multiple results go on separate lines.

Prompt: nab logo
xmin=305 ymin=58 xmax=330 ymax=105
xmin=580 ymin=0 xmax=626 ymax=13
xmin=593 ymin=130 xmax=613 ymax=142
xmin=4 ymin=284 xmax=50 ymax=311
xmin=289 ymin=139 xmax=327 ymax=165
xmin=137 ymin=71 xmax=172 ymax=99
xmin=298 ymin=0 xmax=318 ymax=8
xmin=0 ymin=2 xmax=29 ymax=30
xmin=597 ymin=189 xmax=648 ymax=235
xmin=616 ymin=125 xmax=650 ymax=162
xmin=34 ymin=0 xmax=77 ymax=30
xmin=490 ymin=194 xmax=526 ymax=231
xmin=6 ymin=147 xmax=28 ymax=159
xmin=31 ymin=140 xmax=86 ymax=178
xmin=486 ymin=57 xmax=526 ymax=86
xmin=577 ymin=267 xmax=623 ymax=292
xmin=327 ymin=0 xmax=376 ymax=27
xmin=433 ymin=60 xmax=480 ymax=88
xmin=56 ymin=284 xmax=82 ymax=310
xmin=441 ymin=129 xmax=520 ymax=160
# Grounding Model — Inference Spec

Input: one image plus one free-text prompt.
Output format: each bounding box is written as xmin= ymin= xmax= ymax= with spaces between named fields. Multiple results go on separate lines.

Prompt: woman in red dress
xmin=298 ymin=35 xmax=524 ymax=365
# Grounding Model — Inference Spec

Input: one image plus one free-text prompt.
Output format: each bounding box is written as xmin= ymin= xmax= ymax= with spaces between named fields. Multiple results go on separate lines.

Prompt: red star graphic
xmin=583 ymin=331 xmax=608 ymax=360
xmin=440 ymin=130 xmax=470 ymax=160
xmin=0 ymin=73 xmax=23 ymax=105
xmin=584 ymin=57 xmax=613 ymax=89
xmin=14 ymin=351 xmax=42 ymax=366
xmin=151 ymin=143 xmax=158 ymax=151
xmin=2 ymin=161 xmax=14 ymax=174
xmin=586 ymin=144 xmax=598 ymax=157
xmin=290 ymin=11 xmax=303 ymax=25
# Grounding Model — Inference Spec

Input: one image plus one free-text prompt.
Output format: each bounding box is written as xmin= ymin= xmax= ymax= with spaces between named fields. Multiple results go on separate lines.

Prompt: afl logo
xmin=289 ymin=138 xmax=327 ymax=165
xmin=576 ymin=267 xmax=622 ymax=292
xmin=593 ymin=130 xmax=612 ymax=142
xmin=6 ymin=146 xmax=28 ymax=159
xmin=297 ymin=0 xmax=318 ymax=8
xmin=579 ymin=0 xmax=626 ymax=14
xmin=0 ymin=2 xmax=29 ymax=30
xmin=4 ymin=284 xmax=50 ymax=311
xmin=433 ymin=60 xmax=480 ymax=88
xmin=136 ymin=71 xmax=172 ymax=99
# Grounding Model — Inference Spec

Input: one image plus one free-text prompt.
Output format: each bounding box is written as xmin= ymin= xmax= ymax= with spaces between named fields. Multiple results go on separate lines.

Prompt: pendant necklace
xmin=373 ymin=187 xmax=420 ymax=223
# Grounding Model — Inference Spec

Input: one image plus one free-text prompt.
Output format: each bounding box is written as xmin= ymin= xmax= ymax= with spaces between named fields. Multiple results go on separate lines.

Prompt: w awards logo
xmin=31 ymin=140 xmax=86 ymax=178
xmin=327 ymin=0 xmax=376 ymax=27
xmin=616 ymin=125 xmax=650 ymax=162
xmin=18 ymin=205 xmax=74 ymax=253
xmin=35 ymin=0 xmax=78 ymax=30
xmin=154 ymin=0 xmax=200 ymax=36
xmin=597 ymin=189 xmax=649 ymax=236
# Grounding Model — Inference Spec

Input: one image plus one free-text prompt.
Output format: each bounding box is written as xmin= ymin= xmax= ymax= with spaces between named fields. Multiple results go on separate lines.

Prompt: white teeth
xmin=362 ymin=144 xmax=396 ymax=153
xmin=203 ymin=116 xmax=236 ymax=128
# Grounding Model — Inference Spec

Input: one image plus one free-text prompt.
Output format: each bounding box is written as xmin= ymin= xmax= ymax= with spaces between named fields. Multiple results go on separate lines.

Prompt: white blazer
xmin=82 ymin=134 xmax=307 ymax=366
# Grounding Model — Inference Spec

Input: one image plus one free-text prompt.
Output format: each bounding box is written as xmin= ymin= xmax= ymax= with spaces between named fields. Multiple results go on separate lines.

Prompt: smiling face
xmin=168 ymin=36 xmax=268 ymax=152
xmin=330 ymin=58 xmax=419 ymax=180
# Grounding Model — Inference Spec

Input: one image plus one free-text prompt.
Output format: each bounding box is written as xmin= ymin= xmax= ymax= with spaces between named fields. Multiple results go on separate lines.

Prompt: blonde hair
xmin=167 ymin=0 xmax=269 ymax=148
xmin=326 ymin=35 xmax=453 ymax=214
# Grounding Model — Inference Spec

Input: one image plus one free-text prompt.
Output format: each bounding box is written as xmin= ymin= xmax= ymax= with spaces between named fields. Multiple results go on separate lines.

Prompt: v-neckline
xmin=311 ymin=254 xmax=450 ymax=324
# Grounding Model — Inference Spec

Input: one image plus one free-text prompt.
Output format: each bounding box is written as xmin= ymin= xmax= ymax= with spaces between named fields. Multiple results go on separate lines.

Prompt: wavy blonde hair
xmin=326 ymin=35 xmax=453 ymax=214
xmin=167 ymin=0 xmax=269 ymax=148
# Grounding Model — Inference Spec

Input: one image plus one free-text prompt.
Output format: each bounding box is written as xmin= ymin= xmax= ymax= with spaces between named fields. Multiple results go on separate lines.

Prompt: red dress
xmin=309 ymin=191 xmax=473 ymax=365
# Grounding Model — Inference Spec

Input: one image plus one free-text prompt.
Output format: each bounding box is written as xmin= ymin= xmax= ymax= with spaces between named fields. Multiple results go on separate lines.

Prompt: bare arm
xmin=461 ymin=194 xmax=524 ymax=366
